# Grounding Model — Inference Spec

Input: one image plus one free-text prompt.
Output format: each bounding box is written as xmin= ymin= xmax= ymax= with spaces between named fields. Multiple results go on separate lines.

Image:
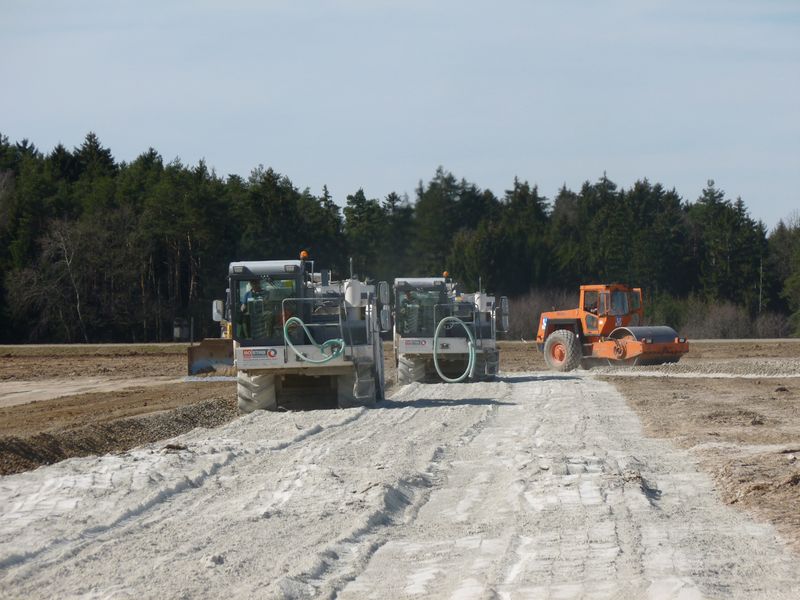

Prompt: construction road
xmin=2 ymin=372 xmax=798 ymax=599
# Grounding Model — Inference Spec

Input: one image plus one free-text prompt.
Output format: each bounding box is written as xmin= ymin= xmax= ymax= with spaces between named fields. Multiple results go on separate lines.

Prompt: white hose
xmin=432 ymin=316 xmax=477 ymax=383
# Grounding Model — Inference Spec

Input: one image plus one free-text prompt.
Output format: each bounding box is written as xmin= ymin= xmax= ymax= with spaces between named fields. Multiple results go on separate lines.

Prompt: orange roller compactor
xmin=536 ymin=284 xmax=688 ymax=371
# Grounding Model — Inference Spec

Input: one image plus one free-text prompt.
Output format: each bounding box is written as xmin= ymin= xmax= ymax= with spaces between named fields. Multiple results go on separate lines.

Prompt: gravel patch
xmin=591 ymin=357 xmax=800 ymax=378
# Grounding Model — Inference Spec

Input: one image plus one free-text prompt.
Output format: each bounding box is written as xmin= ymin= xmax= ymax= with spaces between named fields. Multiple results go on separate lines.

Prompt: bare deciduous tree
xmin=43 ymin=221 xmax=89 ymax=343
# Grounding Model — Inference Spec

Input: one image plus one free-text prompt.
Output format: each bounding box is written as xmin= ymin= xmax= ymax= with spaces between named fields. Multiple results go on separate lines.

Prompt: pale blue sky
xmin=2 ymin=1 xmax=798 ymax=229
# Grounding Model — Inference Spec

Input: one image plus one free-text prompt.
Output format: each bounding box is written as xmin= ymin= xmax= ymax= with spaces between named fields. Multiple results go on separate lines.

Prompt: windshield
xmin=630 ymin=291 xmax=641 ymax=310
xmin=609 ymin=291 xmax=629 ymax=316
xmin=397 ymin=285 xmax=451 ymax=336
xmin=584 ymin=291 xmax=599 ymax=313
xmin=397 ymin=288 xmax=439 ymax=337
xmin=396 ymin=286 xmax=474 ymax=337
xmin=234 ymin=276 xmax=297 ymax=342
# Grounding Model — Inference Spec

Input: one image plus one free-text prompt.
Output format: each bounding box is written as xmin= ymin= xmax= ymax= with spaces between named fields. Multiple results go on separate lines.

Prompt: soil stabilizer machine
xmin=393 ymin=275 xmax=509 ymax=384
xmin=536 ymin=283 xmax=688 ymax=371
xmin=208 ymin=256 xmax=390 ymax=412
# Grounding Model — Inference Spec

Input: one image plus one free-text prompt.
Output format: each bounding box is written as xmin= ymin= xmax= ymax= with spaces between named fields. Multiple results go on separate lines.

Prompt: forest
xmin=0 ymin=132 xmax=798 ymax=343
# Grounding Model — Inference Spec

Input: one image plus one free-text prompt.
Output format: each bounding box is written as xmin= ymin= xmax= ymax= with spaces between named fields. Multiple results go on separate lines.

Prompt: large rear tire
xmin=485 ymin=349 xmax=499 ymax=379
xmin=397 ymin=354 xmax=425 ymax=385
xmin=237 ymin=372 xmax=277 ymax=413
xmin=471 ymin=349 xmax=499 ymax=381
xmin=472 ymin=352 xmax=486 ymax=381
xmin=337 ymin=367 xmax=377 ymax=408
xmin=337 ymin=372 xmax=357 ymax=408
xmin=543 ymin=330 xmax=582 ymax=372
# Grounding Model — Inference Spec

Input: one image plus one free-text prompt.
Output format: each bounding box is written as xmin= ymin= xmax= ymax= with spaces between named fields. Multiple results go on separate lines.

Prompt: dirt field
xmin=1 ymin=339 xmax=799 ymax=557
xmin=0 ymin=344 xmax=235 ymax=475
xmin=0 ymin=343 xmax=187 ymax=380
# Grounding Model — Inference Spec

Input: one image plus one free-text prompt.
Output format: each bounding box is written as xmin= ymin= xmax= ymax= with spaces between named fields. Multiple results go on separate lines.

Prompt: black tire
xmin=472 ymin=352 xmax=486 ymax=381
xmin=337 ymin=372 xmax=358 ymax=408
xmin=486 ymin=349 xmax=499 ymax=379
xmin=237 ymin=372 xmax=277 ymax=413
xmin=543 ymin=330 xmax=582 ymax=372
xmin=397 ymin=354 xmax=425 ymax=385
xmin=337 ymin=369 xmax=377 ymax=408
xmin=471 ymin=349 xmax=499 ymax=381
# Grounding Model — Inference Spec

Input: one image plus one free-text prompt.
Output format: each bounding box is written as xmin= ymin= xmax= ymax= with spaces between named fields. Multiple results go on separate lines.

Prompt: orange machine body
xmin=536 ymin=284 xmax=688 ymax=369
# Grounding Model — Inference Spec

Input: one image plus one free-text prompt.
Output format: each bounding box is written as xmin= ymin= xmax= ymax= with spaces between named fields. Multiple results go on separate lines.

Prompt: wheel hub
xmin=551 ymin=344 xmax=566 ymax=363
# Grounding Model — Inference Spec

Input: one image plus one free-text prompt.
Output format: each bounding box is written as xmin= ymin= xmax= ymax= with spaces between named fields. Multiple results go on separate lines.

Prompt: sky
xmin=2 ymin=0 xmax=798 ymax=230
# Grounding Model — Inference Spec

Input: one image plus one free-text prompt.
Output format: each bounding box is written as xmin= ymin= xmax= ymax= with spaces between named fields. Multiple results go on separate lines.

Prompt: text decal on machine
xmin=243 ymin=348 xmax=279 ymax=360
xmin=404 ymin=339 xmax=428 ymax=346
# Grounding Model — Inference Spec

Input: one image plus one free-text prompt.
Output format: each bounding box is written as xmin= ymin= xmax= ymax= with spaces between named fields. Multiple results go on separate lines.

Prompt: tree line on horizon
xmin=0 ymin=132 xmax=798 ymax=343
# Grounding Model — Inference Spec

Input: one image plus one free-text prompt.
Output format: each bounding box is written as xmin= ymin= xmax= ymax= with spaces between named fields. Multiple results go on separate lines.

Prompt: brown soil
xmin=0 ymin=344 xmax=187 ymax=380
xmin=2 ymin=339 xmax=799 ymax=555
xmin=0 ymin=382 xmax=236 ymax=476
xmin=499 ymin=340 xmax=544 ymax=371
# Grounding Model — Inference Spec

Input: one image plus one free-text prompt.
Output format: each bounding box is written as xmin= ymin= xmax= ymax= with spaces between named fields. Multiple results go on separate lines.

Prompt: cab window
xmin=583 ymin=291 xmax=599 ymax=314
xmin=234 ymin=277 xmax=297 ymax=341
xmin=599 ymin=292 xmax=609 ymax=315
xmin=630 ymin=291 xmax=641 ymax=310
xmin=610 ymin=291 xmax=629 ymax=316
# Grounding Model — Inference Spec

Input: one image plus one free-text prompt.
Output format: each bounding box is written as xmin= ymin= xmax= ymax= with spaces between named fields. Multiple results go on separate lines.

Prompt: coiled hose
xmin=432 ymin=316 xmax=477 ymax=383
xmin=283 ymin=316 xmax=345 ymax=364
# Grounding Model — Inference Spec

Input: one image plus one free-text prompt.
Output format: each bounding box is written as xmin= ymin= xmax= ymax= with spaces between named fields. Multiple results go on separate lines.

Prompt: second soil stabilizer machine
xmin=213 ymin=257 xmax=390 ymax=412
xmin=393 ymin=275 xmax=509 ymax=384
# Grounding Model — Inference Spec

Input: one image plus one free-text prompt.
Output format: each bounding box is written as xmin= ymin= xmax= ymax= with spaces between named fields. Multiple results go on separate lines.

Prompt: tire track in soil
xmin=0 ymin=407 xmax=369 ymax=577
xmin=3 ymin=354 xmax=800 ymax=598
xmin=337 ymin=374 xmax=800 ymax=600
xmin=0 ymin=383 xmax=504 ymax=599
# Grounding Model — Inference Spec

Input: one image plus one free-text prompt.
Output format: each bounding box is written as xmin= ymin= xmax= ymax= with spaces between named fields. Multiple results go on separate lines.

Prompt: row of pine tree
xmin=1 ymin=132 xmax=798 ymax=342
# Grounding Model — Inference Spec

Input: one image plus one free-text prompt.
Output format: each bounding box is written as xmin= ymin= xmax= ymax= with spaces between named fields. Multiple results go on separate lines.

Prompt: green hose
xmin=432 ymin=316 xmax=477 ymax=383
xmin=283 ymin=316 xmax=345 ymax=364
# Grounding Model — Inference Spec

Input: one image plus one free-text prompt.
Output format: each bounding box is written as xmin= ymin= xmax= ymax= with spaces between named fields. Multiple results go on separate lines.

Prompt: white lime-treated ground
xmin=0 ymin=376 xmax=182 ymax=408
xmin=1 ymin=374 xmax=799 ymax=599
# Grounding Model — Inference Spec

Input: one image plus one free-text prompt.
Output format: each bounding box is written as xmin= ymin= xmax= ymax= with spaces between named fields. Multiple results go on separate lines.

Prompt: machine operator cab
xmin=394 ymin=277 xmax=476 ymax=338
xmin=227 ymin=260 xmax=306 ymax=347
xmin=219 ymin=258 xmax=383 ymax=352
xmin=579 ymin=284 xmax=643 ymax=336
xmin=396 ymin=277 xmax=447 ymax=337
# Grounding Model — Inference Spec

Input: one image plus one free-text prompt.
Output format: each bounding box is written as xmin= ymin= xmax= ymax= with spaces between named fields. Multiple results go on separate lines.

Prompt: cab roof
xmin=579 ymin=283 xmax=636 ymax=292
xmin=394 ymin=277 xmax=446 ymax=287
xmin=229 ymin=260 xmax=303 ymax=277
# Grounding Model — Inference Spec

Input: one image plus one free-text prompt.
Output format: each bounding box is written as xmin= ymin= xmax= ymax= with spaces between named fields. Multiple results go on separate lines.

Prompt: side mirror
xmin=212 ymin=299 xmax=225 ymax=322
xmin=499 ymin=296 xmax=509 ymax=333
xmin=378 ymin=281 xmax=390 ymax=305
xmin=379 ymin=305 xmax=392 ymax=332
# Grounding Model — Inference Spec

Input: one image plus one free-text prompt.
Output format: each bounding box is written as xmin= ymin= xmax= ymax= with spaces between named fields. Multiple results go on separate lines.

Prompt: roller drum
xmin=609 ymin=325 xmax=680 ymax=343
